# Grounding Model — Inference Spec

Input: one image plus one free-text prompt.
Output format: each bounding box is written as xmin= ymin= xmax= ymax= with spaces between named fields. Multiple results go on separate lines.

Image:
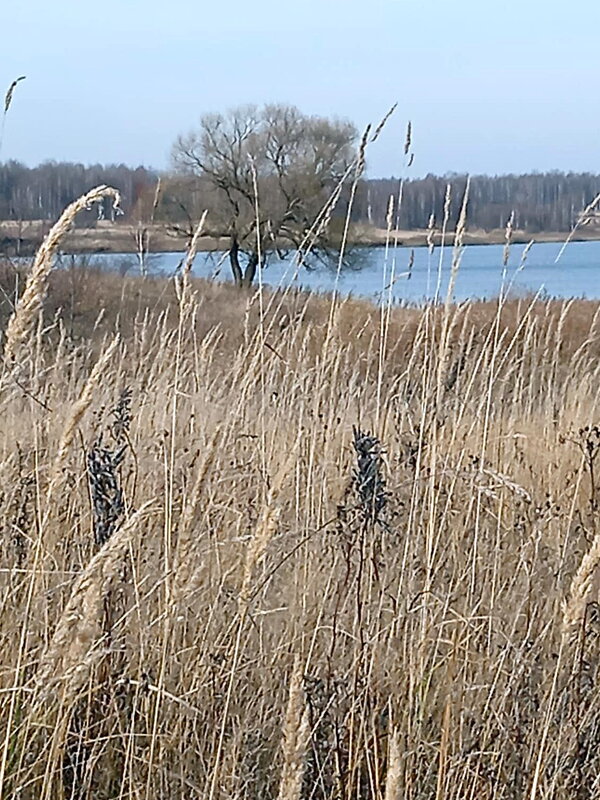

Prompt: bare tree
xmin=171 ymin=104 xmax=358 ymax=287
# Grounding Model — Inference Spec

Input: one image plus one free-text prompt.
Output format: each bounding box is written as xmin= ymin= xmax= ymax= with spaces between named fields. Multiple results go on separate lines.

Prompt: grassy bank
xmin=0 ymin=257 xmax=599 ymax=798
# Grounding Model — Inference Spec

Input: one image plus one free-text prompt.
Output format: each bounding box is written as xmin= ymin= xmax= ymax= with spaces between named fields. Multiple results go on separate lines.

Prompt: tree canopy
xmin=171 ymin=104 xmax=358 ymax=286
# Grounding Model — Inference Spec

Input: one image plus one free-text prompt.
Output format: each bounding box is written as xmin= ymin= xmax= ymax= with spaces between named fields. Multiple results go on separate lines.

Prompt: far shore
xmin=2 ymin=219 xmax=600 ymax=256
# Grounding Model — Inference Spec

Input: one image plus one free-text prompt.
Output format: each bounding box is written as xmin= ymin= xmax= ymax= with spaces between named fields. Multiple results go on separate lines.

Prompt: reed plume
xmin=371 ymin=103 xmax=398 ymax=144
xmin=239 ymin=499 xmax=281 ymax=610
xmin=171 ymin=426 xmax=220 ymax=604
xmin=34 ymin=501 xmax=155 ymax=700
xmin=384 ymin=728 xmax=401 ymax=800
xmin=3 ymin=76 xmax=26 ymax=115
xmin=3 ymin=185 xmax=121 ymax=365
xmin=0 ymin=76 xmax=26 ymax=159
xmin=562 ymin=528 xmax=600 ymax=639
xmin=239 ymin=443 xmax=298 ymax=609
xmin=47 ymin=335 xmax=120 ymax=499
xmin=277 ymin=657 xmax=310 ymax=800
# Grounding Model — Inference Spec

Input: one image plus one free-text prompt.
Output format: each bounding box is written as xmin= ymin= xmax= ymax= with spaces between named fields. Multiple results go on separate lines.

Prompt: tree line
xmin=353 ymin=172 xmax=600 ymax=232
xmin=1 ymin=159 xmax=598 ymax=235
xmin=0 ymin=160 xmax=158 ymax=223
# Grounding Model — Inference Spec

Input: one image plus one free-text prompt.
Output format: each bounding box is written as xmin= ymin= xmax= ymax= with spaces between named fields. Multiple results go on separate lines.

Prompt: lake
xmin=71 ymin=240 xmax=600 ymax=304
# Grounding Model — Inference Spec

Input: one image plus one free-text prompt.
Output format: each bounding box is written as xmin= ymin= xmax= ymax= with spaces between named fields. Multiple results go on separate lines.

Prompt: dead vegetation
xmin=0 ymin=227 xmax=599 ymax=799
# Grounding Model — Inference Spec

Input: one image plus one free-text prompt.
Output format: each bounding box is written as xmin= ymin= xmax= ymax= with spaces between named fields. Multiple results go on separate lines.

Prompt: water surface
xmin=71 ymin=240 xmax=600 ymax=303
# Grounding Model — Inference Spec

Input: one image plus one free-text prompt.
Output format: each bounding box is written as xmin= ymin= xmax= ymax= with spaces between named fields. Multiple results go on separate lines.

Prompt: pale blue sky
xmin=2 ymin=0 xmax=599 ymax=177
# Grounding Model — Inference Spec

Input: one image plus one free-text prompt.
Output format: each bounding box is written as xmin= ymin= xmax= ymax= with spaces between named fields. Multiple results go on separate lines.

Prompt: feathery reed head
xmin=3 ymin=186 xmax=121 ymax=366
xmin=3 ymin=75 xmax=26 ymax=115
xmin=277 ymin=657 xmax=310 ymax=800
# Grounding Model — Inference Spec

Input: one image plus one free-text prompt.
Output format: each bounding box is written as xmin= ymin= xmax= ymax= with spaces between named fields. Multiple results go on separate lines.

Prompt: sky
xmin=2 ymin=0 xmax=599 ymax=178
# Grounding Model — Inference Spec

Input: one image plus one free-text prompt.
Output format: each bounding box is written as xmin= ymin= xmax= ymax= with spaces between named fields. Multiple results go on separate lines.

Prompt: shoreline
xmin=1 ymin=220 xmax=599 ymax=255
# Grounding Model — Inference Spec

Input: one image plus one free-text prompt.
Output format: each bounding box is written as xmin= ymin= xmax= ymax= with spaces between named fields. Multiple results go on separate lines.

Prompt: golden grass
xmin=0 ymin=243 xmax=599 ymax=798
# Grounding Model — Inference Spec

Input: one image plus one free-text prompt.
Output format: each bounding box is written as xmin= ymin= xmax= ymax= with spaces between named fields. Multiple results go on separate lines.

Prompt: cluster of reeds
xmin=0 ymin=186 xmax=599 ymax=799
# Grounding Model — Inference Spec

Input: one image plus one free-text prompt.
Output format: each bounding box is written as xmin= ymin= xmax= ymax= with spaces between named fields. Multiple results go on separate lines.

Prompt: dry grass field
xmin=0 ymin=211 xmax=599 ymax=799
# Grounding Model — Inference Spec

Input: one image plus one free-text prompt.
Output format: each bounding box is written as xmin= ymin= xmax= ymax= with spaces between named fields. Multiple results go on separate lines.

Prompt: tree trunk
xmin=229 ymin=237 xmax=243 ymax=286
xmin=242 ymin=252 xmax=260 ymax=288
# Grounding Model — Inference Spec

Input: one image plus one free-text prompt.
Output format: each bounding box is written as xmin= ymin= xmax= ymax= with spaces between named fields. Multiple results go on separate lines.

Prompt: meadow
xmin=0 ymin=193 xmax=599 ymax=799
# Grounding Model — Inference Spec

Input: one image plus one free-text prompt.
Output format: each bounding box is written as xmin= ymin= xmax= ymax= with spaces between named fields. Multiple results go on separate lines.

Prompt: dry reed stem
xmin=150 ymin=176 xmax=162 ymax=221
xmin=555 ymin=191 xmax=600 ymax=263
xmin=434 ymin=183 xmax=452 ymax=302
xmin=277 ymin=657 xmax=310 ymax=800
xmin=445 ymin=177 xmax=471 ymax=309
xmin=384 ymin=728 xmax=401 ymax=800
xmin=171 ymin=427 xmax=221 ymax=604
xmin=179 ymin=209 xmax=209 ymax=308
xmin=34 ymin=500 xmax=155 ymax=700
xmin=3 ymin=185 xmax=121 ymax=365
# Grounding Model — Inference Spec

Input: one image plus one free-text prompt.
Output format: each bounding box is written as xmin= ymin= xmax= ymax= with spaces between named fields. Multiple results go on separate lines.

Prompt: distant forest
xmin=354 ymin=173 xmax=600 ymax=232
xmin=0 ymin=161 xmax=158 ymax=224
xmin=1 ymin=160 xmax=599 ymax=233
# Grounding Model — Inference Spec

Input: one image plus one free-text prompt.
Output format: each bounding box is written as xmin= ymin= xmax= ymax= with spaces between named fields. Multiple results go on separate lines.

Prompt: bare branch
xmin=171 ymin=104 xmax=358 ymax=286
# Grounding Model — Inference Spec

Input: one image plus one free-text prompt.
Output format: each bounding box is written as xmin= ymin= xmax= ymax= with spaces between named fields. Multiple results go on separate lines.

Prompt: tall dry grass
xmin=0 ymin=231 xmax=599 ymax=800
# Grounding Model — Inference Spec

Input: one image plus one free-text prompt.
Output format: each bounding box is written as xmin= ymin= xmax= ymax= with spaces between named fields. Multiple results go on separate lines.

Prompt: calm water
xmin=72 ymin=240 xmax=600 ymax=304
